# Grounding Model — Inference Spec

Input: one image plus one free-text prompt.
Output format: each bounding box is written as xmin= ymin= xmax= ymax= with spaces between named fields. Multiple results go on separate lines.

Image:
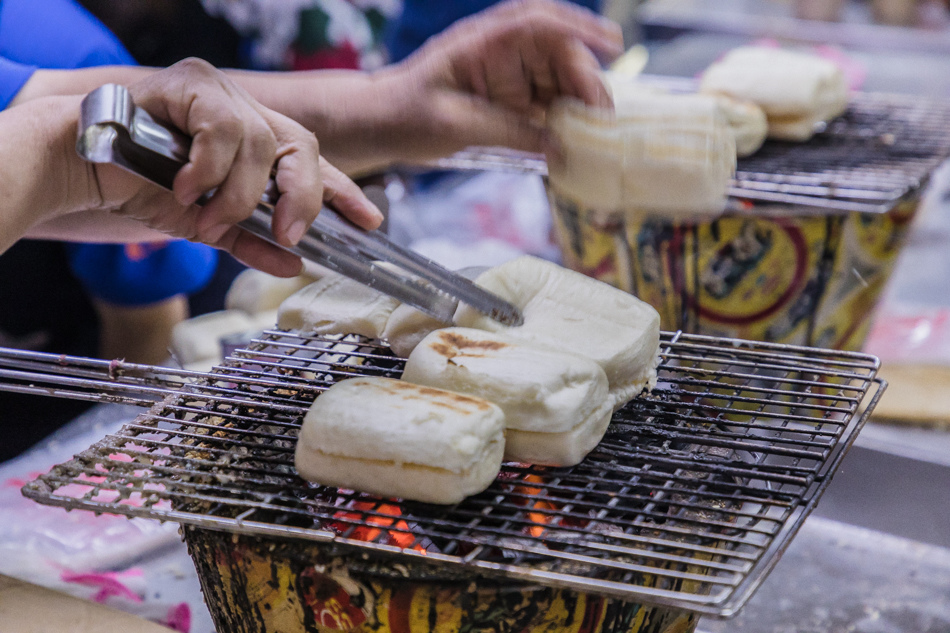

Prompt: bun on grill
xmin=295 ymin=377 xmax=505 ymax=504
xmin=455 ymin=256 xmax=660 ymax=410
xmin=403 ymin=327 xmax=612 ymax=466
xmin=709 ymin=94 xmax=768 ymax=157
xmin=225 ymin=269 xmax=317 ymax=316
xmin=700 ymin=46 xmax=848 ymax=141
xmin=171 ymin=309 xmax=272 ymax=371
xmin=278 ymin=273 xmax=398 ymax=339
xmin=381 ymin=266 xmax=487 ymax=358
xmin=547 ymin=96 xmax=735 ymax=218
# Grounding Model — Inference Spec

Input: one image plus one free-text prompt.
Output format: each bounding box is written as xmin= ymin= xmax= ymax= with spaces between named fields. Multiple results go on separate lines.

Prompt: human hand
xmin=94 ymin=58 xmax=383 ymax=276
xmin=377 ymin=0 xmax=623 ymax=162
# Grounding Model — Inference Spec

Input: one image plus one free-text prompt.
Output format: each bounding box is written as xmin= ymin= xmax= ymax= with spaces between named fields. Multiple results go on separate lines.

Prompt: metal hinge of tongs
xmin=75 ymin=84 xmax=524 ymax=327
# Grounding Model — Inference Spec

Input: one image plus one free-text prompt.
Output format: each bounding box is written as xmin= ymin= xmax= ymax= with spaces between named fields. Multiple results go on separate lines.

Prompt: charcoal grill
xmin=422 ymin=90 xmax=950 ymax=214
xmin=11 ymin=329 xmax=884 ymax=618
xmin=438 ymin=89 xmax=950 ymax=351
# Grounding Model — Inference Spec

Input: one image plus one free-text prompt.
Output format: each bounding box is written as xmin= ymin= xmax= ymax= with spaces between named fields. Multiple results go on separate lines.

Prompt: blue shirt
xmin=0 ymin=0 xmax=135 ymax=106
xmin=0 ymin=0 xmax=217 ymax=306
xmin=386 ymin=0 xmax=603 ymax=63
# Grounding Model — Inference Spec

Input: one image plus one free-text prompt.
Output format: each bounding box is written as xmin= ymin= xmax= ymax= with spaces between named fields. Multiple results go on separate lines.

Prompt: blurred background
xmin=2 ymin=1 xmax=950 ymax=632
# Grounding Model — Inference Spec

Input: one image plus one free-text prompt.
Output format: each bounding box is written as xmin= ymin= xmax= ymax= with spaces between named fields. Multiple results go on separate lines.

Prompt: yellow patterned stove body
xmin=549 ymin=194 xmax=917 ymax=351
xmin=184 ymin=528 xmax=700 ymax=633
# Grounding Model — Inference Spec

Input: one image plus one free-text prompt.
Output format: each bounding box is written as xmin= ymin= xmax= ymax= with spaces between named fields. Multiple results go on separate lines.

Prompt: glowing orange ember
xmin=331 ymin=502 xmax=425 ymax=552
xmin=515 ymin=474 xmax=560 ymax=538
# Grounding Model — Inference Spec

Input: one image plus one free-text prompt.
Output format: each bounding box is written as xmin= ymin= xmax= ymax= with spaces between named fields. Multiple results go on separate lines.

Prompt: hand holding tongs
xmin=75 ymin=84 xmax=523 ymax=327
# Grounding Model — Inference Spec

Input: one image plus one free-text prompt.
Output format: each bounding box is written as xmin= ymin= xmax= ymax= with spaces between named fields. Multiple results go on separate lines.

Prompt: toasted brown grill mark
xmin=430 ymin=331 xmax=509 ymax=360
xmin=439 ymin=331 xmax=509 ymax=351
xmin=365 ymin=377 xmax=494 ymax=412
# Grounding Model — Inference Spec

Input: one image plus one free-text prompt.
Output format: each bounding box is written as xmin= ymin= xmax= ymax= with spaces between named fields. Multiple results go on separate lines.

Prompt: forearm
xmin=10 ymin=66 xmax=153 ymax=106
xmin=14 ymin=65 xmax=414 ymax=176
xmin=227 ymin=67 xmax=413 ymax=176
xmin=26 ymin=209 xmax=170 ymax=244
xmin=0 ymin=95 xmax=100 ymax=253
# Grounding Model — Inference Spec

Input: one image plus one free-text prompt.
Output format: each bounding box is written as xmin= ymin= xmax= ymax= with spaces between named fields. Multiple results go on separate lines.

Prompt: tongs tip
xmin=490 ymin=306 xmax=525 ymax=327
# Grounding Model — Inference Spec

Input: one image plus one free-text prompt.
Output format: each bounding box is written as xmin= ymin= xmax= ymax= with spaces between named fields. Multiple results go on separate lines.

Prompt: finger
xmin=256 ymin=110 xmax=325 ymax=246
xmin=552 ymin=9 xmax=623 ymax=63
xmin=457 ymin=4 xmax=617 ymax=110
xmin=191 ymin=108 xmax=277 ymax=244
xmin=484 ymin=51 xmax=535 ymax=113
xmin=553 ymin=39 xmax=613 ymax=109
xmin=130 ymin=59 xmax=247 ymax=208
xmin=171 ymin=112 xmax=243 ymax=209
xmin=319 ymin=159 xmax=384 ymax=231
xmin=214 ymin=226 xmax=305 ymax=278
xmin=269 ymin=143 xmax=323 ymax=247
xmin=522 ymin=26 xmax=560 ymax=106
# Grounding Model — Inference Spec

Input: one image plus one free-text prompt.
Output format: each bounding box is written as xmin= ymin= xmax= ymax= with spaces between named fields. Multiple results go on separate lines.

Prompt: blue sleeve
xmin=0 ymin=0 xmax=219 ymax=306
xmin=0 ymin=0 xmax=135 ymax=69
xmin=386 ymin=0 xmax=603 ymax=62
xmin=0 ymin=56 xmax=35 ymax=109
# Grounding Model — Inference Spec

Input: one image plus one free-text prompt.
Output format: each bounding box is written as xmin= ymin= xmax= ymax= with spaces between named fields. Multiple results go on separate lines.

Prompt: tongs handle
xmin=75 ymin=84 xmax=524 ymax=326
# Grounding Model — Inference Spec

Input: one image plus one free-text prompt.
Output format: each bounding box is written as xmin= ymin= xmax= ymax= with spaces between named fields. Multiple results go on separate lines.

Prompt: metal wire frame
xmin=17 ymin=330 xmax=884 ymax=617
xmin=418 ymin=91 xmax=950 ymax=215
xmin=0 ymin=348 xmax=207 ymax=407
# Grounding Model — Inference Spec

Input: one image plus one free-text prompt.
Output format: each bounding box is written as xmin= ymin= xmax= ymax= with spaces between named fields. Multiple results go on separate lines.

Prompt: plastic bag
xmin=0 ymin=403 xmax=191 ymax=630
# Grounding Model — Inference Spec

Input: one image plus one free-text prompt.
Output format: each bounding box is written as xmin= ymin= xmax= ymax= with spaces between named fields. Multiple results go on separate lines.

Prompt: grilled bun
xmin=547 ymin=96 xmax=735 ymax=218
xmin=295 ymin=377 xmax=505 ymax=504
xmin=278 ymin=273 xmax=399 ymax=339
xmin=456 ymin=256 xmax=660 ymax=410
xmin=700 ymin=46 xmax=848 ymax=141
xmin=381 ymin=267 xmax=487 ymax=358
xmin=403 ymin=327 xmax=612 ymax=466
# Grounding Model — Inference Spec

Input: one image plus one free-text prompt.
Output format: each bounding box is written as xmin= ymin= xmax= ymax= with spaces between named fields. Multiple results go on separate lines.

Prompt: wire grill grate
xmin=421 ymin=91 xmax=950 ymax=214
xmin=21 ymin=330 xmax=883 ymax=616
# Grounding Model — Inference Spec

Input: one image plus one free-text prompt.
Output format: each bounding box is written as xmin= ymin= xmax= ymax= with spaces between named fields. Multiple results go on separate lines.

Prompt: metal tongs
xmin=75 ymin=84 xmax=524 ymax=327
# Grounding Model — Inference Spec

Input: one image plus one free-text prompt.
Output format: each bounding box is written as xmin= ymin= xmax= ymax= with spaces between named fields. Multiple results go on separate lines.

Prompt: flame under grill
xmin=20 ymin=330 xmax=882 ymax=616
xmin=424 ymin=91 xmax=950 ymax=214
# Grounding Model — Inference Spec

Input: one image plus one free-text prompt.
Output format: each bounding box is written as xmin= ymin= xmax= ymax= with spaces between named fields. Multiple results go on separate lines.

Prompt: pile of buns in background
xmin=547 ymin=45 xmax=850 ymax=221
xmin=286 ymin=256 xmax=662 ymax=505
xmin=169 ymin=269 xmax=318 ymax=371
xmin=699 ymin=46 xmax=850 ymax=143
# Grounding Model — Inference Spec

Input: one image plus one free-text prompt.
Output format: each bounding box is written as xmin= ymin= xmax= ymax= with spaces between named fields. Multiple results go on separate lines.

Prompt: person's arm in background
xmin=8 ymin=59 xmax=381 ymax=277
xmin=237 ymin=0 xmax=622 ymax=175
xmin=11 ymin=0 xmax=621 ymax=177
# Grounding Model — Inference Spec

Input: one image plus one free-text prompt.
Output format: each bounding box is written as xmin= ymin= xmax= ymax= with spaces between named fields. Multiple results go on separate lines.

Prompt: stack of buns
xmin=277 ymin=272 xmax=400 ymax=339
xmin=402 ymin=327 xmax=613 ymax=467
xmin=546 ymin=94 xmax=736 ymax=219
xmin=700 ymin=46 xmax=849 ymax=142
xmin=454 ymin=256 xmax=661 ymax=410
xmin=171 ymin=268 xmax=318 ymax=371
xmin=295 ymin=377 xmax=506 ymax=505
xmin=292 ymin=256 xmax=662 ymax=504
xmin=603 ymin=73 xmax=767 ymax=158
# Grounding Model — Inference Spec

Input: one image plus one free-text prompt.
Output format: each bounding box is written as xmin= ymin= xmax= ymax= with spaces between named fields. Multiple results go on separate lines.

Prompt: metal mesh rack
xmin=421 ymin=91 xmax=950 ymax=214
xmin=18 ymin=330 xmax=884 ymax=616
